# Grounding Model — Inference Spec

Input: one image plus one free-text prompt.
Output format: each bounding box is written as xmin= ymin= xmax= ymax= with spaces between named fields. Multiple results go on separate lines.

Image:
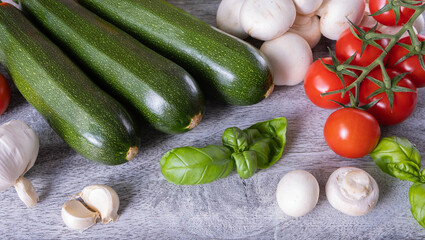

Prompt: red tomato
xmin=0 ymin=73 xmax=10 ymax=115
xmin=387 ymin=35 xmax=425 ymax=88
xmin=369 ymin=0 xmax=416 ymax=26
xmin=304 ymin=58 xmax=356 ymax=109
xmin=335 ymin=27 xmax=389 ymax=67
xmin=324 ymin=108 xmax=381 ymax=159
xmin=359 ymin=68 xmax=417 ymax=125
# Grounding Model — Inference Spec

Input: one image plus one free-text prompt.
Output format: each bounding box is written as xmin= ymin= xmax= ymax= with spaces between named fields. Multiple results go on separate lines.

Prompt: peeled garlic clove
xmin=14 ymin=176 xmax=39 ymax=208
xmin=79 ymin=184 xmax=119 ymax=224
xmin=62 ymin=199 xmax=99 ymax=230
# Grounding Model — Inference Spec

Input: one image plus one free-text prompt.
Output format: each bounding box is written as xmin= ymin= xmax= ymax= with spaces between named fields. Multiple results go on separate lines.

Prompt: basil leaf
xmin=222 ymin=127 xmax=249 ymax=152
xmin=243 ymin=128 xmax=263 ymax=145
xmin=245 ymin=117 xmax=287 ymax=169
xmin=388 ymin=161 xmax=421 ymax=183
xmin=248 ymin=137 xmax=276 ymax=169
xmin=160 ymin=145 xmax=234 ymax=185
xmin=409 ymin=183 xmax=425 ymax=228
xmin=370 ymin=136 xmax=421 ymax=180
xmin=232 ymin=150 xmax=257 ymax=179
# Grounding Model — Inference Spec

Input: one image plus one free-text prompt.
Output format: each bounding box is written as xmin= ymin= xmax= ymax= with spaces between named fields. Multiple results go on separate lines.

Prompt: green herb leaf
xmin=248 ymin=137 xmax=277 ymax=169
xmin=160 ymin=145 xmax=234 ymax=185
xmin=222 ymin=127 xmax=249 ymax=153
xmin=232 ymin=151 xmax=257 ymax=179
xmin=244 ymin=117 xmax=287 ymax=169
xmin=409 ymin=183 xmax=425 ymax=228
xmin=370 ymin=136 xmax=421 ymax=181
xmin=388 ymin=161 xmax=421 ymax=182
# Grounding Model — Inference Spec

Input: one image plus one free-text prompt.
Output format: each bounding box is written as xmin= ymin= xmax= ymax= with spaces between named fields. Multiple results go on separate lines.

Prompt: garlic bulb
xmin=62 ymin=199 xmax=100 ymax=230
xmin=0 ymin=120 xmax=39 ymax=207
xmin=79 ymin=184 xmax=120 ymax=224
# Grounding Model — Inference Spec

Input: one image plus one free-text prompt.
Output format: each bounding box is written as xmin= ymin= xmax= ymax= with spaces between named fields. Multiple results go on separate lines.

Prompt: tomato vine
xmin=320 ymin=1 xmax=425 ymax=111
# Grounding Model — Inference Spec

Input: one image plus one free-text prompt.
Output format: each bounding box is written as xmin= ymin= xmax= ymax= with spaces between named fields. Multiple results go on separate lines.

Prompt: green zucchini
xmin=78 ymin=0 xmax=274 ymax=106
xmin=0 ymin=4 xmax=140 ymax=165
xmin=21 ymin=0 xmax=204 ymax=134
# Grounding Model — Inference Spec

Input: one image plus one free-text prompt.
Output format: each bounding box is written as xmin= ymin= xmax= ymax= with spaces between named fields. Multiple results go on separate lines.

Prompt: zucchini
xmin=78 ymin=0 xmax=274 ymax=106
xmin=0 ymin=4 xmax=140 ymax=165
xmin=21 ymin=0 xmax=204 ymax=134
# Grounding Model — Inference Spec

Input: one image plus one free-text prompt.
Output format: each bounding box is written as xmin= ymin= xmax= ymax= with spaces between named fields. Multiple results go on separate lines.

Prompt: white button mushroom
xmin=326 ymin=167 xmax=379 ymax=216
xmin=276 ymin=170 xmax=319 ymax=217
xmin=413 ymin=14 xmax=424 ymax=33
xmin=289 ymin=14 xmax=321 ymax=48
xmin=360 ymin=3 xmax=378 ymax=29
xmin=317 ymin=0 xmax=365 ymax=40
xmin=292 ymin=0 xmax=323 ymax=15
xmin=240 ymin=0 xmax=296 ymax=41
xmin=260 ymin=32 xmax=313 ymax=86
xmin=216 ymin=0 xmax=248 ymax=39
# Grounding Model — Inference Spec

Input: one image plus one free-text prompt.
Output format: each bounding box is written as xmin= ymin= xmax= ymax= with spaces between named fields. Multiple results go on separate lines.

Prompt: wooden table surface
xmin=1 ymin=1 xmax=425 ymax=239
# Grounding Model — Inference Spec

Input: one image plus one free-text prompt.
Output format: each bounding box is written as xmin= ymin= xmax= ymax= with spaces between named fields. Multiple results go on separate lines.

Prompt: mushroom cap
xmin=276 ymin=170 xmax=319 ymax=217
xmin=318 ymin=0 xmax=365 ymax=40
xmin=240 ymin=0 xmax=296 ymax=41
xmin=292 ymin=0 xmax=323 ymax=15
xmin=326 ymin=167 xmax=379 ymax=216
xmin=260 ymin=32 xmax=312 ymax=86
xmin=216 ymin=0 xmax=248 ymax=39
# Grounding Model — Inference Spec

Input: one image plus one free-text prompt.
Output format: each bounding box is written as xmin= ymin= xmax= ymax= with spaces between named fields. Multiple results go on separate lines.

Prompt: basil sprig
xmin=160 ymin=117 xmax=287 ymax=185
xmin=371 ymin=136 xmax=421 ymax=182
xmin=371 ymin=136 xmax=425 ymax=228
xmin=160 ymin=145 xmax=234 ymax=185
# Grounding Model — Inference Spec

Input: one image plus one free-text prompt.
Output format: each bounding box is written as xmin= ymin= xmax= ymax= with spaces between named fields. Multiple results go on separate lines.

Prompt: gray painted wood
xmin=1 ymin=1 xmax=425 ymax=239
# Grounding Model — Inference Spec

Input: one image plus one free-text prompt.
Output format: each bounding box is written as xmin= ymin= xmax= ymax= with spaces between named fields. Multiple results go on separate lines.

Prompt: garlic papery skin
xmin=0 ymin=120 xmax=39 ymax=207
xmin=326 ymin=167 xmax=379 ymax=216
xmin=62 ymin=199 xmax=99 ymax=230
xmin=79 ymin=185 xmax=119 ymax=224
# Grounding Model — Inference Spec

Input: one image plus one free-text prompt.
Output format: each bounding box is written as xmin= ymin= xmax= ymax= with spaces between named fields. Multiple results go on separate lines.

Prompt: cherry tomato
xmin=304 ymin=58 xmax=356 ymax=109
xmin=359 ymin=68 xmax=417 ymax=125
xmin=335 ymin=27 xmax=389 ymax=67
xmin=387 ymin=35 xmax=425 ymax=88
xmin=324 ymin=108 xmax=381 ymax=159
xmin=0 ymin=73 xmax=10 ymax=115
xmin=369 ymin=0 xmax=416 ymax=26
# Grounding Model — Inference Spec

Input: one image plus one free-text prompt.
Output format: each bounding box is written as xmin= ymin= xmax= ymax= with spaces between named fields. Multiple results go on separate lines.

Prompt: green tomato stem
xmin=333 ymin=4 xmax=425 ymax=107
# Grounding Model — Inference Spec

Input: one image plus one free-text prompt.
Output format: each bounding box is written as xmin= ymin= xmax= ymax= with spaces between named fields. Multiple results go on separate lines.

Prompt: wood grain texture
xmin=1 ymin=0 xmax=425 ymax=239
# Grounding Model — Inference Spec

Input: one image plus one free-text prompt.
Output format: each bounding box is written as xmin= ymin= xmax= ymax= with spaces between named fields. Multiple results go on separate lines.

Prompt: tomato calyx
xmin=369 ymin=0 xmax=421 ymax=25
xmin=317 ymin=49 xmax=362 ymax=107
xmin=365 ymin=70 xmax=415 ymax=110
xmin=327 ymin=97 xmax=382 ymax=112
xmin=393 ymin=37 xmax=425 ymax=70
xmin=348 ymin=21 xmax=387 ymax=56
xmin=320 ymin=48 xmax=359 ymax=81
